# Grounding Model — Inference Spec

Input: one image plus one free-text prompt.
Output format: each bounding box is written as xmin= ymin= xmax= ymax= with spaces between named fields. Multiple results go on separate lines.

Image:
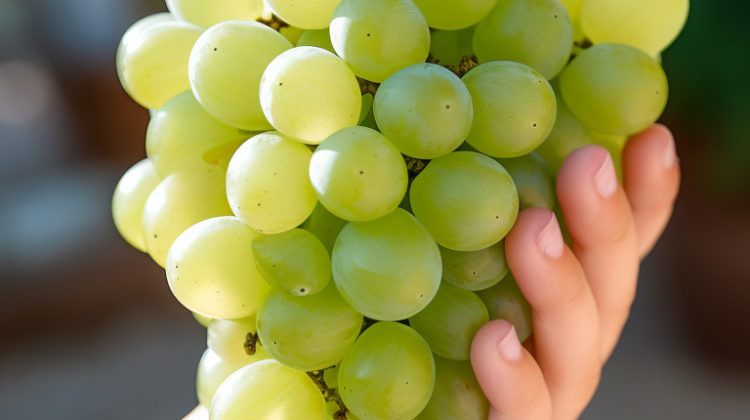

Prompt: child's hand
xmin=471 ymin=124 xmax=681 ymax=420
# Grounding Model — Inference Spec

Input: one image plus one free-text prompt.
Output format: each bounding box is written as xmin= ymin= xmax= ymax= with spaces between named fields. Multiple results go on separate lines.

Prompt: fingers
xmin=623 ymin=124 xmax=681 ymax=258
xmin=556 ymin=145 xmax=640 ymax=360
xmin=183 ymin=406 xmax=208 ymax=420
xmin=471 ymin=319 xmax=551 ymax=420
xmin=505 ymin=208 xmax=601 ymax=420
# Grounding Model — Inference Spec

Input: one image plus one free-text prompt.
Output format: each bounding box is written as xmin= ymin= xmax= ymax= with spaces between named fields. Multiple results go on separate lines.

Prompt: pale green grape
xmin=142 ymin=168 xmax=232 ymax=267
xmin=473 ymin=0 xmax=573 ymax=80
xmin=297 ymin=29 xmax=335 ymax=53
xmin=257 ymin=284 xmax=363 ymax=371
xmin=339 ymin=322 xmax=435 ymax=420
xmin=462 ymin=61 xmax=557 ymax=158
xmin=265 ymin=0 xmax=343 ymax=29
xmin=323 ymin=366 xmax=339 ymax=389
xmin=413 ymin=0 xmax=497 ymax=30
xmin=193 ymin=312 xmax=213 ymax=328
xmin=497 ymin=152 xmax=556 ymax=210
xmin=145 ymin=90 xmax=249 ymax=177
xmin=211 ymin=359 xmax=326 ymax=420
xmin=309 ymin=126 xmax=407 ymax=221
xmin=226 ymin=132 xmax=317 ymax=234
xmin=373 ymin=63 xmax=473 ymax=159
xmin=416 ymin=356 xmax=489 ymax=420
xmin=558 ymin=0 xmax=584 ymax=40
xmin=560 ymin=43 xmax=668 ymax=135
xmin=207 ymin=315 xmax=272 ymax=363
xmin=166 ymin=216 xmax=271 ymax=319
xmin=112 ymin=159 xmax=161 ymax=252
xmin=440 ymin=241 xmax=509 ymax=291
xmin=196 ymin=348 xmax=270 ymax=407
xmin=477 ymin=274 xmax=533 ymax=342
xmin=581 ymin=0 xmax=689 ymax=56
xmin=280 ymin=26 xmax=306 ymax=44
xmin=116 ymin=13 xmax=174 ymax=90
xmin=166 ymin=0 xmax=265 ymax=28
xmin=409 ymin=283 xmax=489 ymax=361
xmin=260 ymin=46 xmax=361 ymax=144
xmin=429 ymin=27 xmax=475 ymax=68
xmin=332 ymin=208 xmax=442 ymax=320
xmin=358 ymin=93 xmax=373 ymax=124
xmin=330 ymin=0 xmax=430 ymax=82
xmin=189 ymin=21 xmax=292 ymax=130
xmin=302 ymin=203 xmax=348 ymax=254
xmin=410 ymin=152 xmax=519 ymax=252
xmin=252 ymin=228 xmax=331 ymax=296
xmin=118 ymin=20 xmax=202 ymax=109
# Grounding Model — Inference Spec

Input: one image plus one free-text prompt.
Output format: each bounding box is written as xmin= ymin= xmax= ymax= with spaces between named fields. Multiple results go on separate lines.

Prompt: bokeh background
xmin=0 ymin=1 xmax=748 ymax=419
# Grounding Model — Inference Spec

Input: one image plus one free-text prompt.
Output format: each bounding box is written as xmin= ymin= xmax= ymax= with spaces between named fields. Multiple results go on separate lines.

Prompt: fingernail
xmin=536 ymin=212 xmax=563 ymax=259
xmin=662 ymin=136 xmax=677 ymax=169
xmin=593 ymin=154 xmax=618 ymax=198
xmin=497 ymin=325 xmax=522 ymax=361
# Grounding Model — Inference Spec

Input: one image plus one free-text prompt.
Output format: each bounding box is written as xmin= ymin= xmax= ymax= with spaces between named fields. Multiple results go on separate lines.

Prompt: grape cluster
xmin=112 ymin=1 xmax=688 ymax=419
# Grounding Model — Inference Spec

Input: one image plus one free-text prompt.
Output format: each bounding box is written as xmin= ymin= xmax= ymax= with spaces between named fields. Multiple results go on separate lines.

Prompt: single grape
xmin=429 ymin=27 xmax=475 ymax=68
xmin=112 ymin=159 xmax=161 ymax=252
xmin=338 ymin=322 xmax=435 ymax=420
xmin=373 ymin=63 xmax=473 ymax=159
xmin=280 ymin=26 xmax=306 ymax=44
xmin=207 ymin=315 xmax=272 ymax=363
xmin=415 ymin=356 xmax=490 ymax=420
xmin=332 ymin=208 xmax=442 ymax=320
xmin=410 ymin=151 xmax=519 ymax=252
xmin=297 ymin=29 xmax=335 ymax=53
xmin=193 ymin=312 xmax=213 ymax=328
xmin=116 ymin=13 xmax=174 ymax=91
xmin=558 ymin=0 xmax=584 ymax=40
xmin=330 ymin=0 xmax=430 ymax=82
xmin=477 ymin=274 xmax=533 ymax=342
xmin=166 ymin=0 xmax=265 ymax=28
xmin=358 ymin=93 xmax=374 ymax=124
xmin=535 ymin=93 xmax=592 ymax=175
xmin=302 ymin=202 xmax=348 ymax=254
xmin=265 ymin=0 xmax=343 ymax=29
xmin=309 ymin=126 xmax=407 ymax=222
xmin=413 ymin=0 xmax=498 ymax=30
xmin=497 ymin=152 xmax=556 ymax=210
xmin=260 ymin=46 xmax=361 ymax=144
xmin=195 ymin=348 xmax=269 ymax=407
xmin=440 ymin=241 xmax=509 ymax=291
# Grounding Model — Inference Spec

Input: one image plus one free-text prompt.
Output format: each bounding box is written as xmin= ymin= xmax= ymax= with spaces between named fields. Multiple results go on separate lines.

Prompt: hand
xmin=470 ymin=124 xmax=681 ymax=420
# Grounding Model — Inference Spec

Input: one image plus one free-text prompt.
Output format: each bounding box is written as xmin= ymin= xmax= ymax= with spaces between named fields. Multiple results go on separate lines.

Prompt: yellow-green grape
xmin=189 ymin=21 xmax=292 ymax=130
xmin=332 ymin=208 xmax=442 ymax=320
xmin=535 ymin=94 xmax=592 ymax=174
xmin=412 ymin=0 xmax=498 ymax=30
xmin=193 ymin=312 xmax=213 ymax=328
xmin=473 ymin=0 xmax=573 ymax=80
xmin=196 ymin=347 xmax=271 ymax=407
xmin=409 ymin=283 xmax=489 ymax=361
xmin=302 ymin=203 xmax=348 ymax=254
xmin=260 ymin=46 xmax=361 ymax=144
xmin=410 ymin=152 xmax=519 ymax=252
xmin=297 ymin=29 xmax=335 ymax=53
xmin=497 ymin=152 xmax=556 ymax=210
xmin=324 ymin=366 xmax=339 ymax=389
xmin=440 ymin=241 xmax=509 ymax=292
xmin=210 ymin=360 xmax=326 ymax=420
xmin=118 ymin=20 xmax=202 ymax=109
xmin=559 ymin=0 xmax=581 ymax=22
xmin=257 ymin=284 xmax=363 ymax=371
xmin=477 ymin=274 xmax=533 ymax=342
xmin=560 ymin=43 xmax=669 ymax=136
xmin=166 ymin=0 xmax=265 ymax=28
xmin=358 ymin=93 xmax=373 ymax=124
xmin=226 ymin=132 xmax=317 ymax=234
xmin=462 ymin=61 xmax=557 ymax=158
xmin=265 ymin=0 xmax=343 ymax=29
xmin=581 ymin=0 xmax=689 ymax=56
xmin=112 ymin=159 xmax=161 ymax=252
xmin=166 ymin=216 xmax=271 ymax=320
xmin=415 ymin=356 xmax=489 ymax=420
xmin=429 ymin=27 xmax=475 ymax=68
xmin=252 ymin=228 xmax=331 ymax=296
xmin=373 ymin=63 xmax=473 ymax=159
xmin=207 ymin=315 xmax=272 ymax=363
xmin=145 ymin=90 xmax=249 ymax=177
xmin=338 ymin=322 xmax=435 ymax=420
xmin=309 ymin=126 xmax=407 ymax=222
xmin=116 ymin=13 xmax=174 ymax=90
xmin=330 ymin=0 xmax=430 ymax=82
xmin=280 ymin=26 xmax=306 ymax=44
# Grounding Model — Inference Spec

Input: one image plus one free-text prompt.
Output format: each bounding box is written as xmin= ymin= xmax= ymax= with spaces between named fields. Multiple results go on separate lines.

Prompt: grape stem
xmin=307 ymin=369 xmax=349 ymax=420
xmin=427 ymin=55 xmax=480 ymax=78
xmin=255 ymin=14 xmax=289 ymax=31
xmin=244 ymin=332 xmax=260 ymax=356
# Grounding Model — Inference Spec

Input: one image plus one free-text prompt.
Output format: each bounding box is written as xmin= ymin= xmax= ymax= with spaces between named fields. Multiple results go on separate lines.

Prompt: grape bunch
xmin=111 ymin=0 xmax=688 ymax=419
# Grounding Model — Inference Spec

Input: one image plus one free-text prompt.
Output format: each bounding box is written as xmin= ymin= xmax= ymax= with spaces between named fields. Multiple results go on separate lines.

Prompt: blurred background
xmin=0 ymin=1 xmax=748 ymax=419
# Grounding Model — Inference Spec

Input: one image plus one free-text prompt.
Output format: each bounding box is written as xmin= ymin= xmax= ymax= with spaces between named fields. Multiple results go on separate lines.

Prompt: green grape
xmin=196 ymin=347 xmax=270 ymax=407
xmin=280 ymin=26 xmax=306 ymax=44
xmin=323 ymin=366 xmax=339 ymax=389
xmin=193 ymin=312 xmax=213 ymax=328
xmin=142 ymin=168 xmax=232 ymax=267
xmin=429 ymin=27 xmax=475 ymax=68
xmin=440 ymin=241 xmax=509 ymax=291
xmin=145 ymin=90 xmax=249 ymax=177
xmin=338 ymin=322 xmax=435 ymax=420
xmin=309 ymin=126 xmax=407 ymax=222
xmin=412 ymin=0 xmax=498 ymax=30
xmin=330 ymin=0 xmax=430 ymax=82
xmin=581 ymin=0 xmax=689 ymax=56
xmin=477 ymin=274 xmax=533 ymax=342
xmin=208 ymin=315 xmax=272 ymax=363
xmin=166 ymin=216 xmax=271 ymax=320
xmin=497 ymin=152 xmax=556 ymax=210
xmin=189 ymin=21 xmax=292 ymax=130
xmin=373 ymin=63 xmax=473 ymax=159
xmin=257 ymin=284 xmax=363 ymax=371
xmin=166 ymin=0 xmax=264 ymax=28
xmin=211 ymin=359 xmax=326 ymax=420
xmin=409 ymin=283 xmax=489 ymax=361
xmin=473 ymin=0 xmax=573 ymax=80
xmin=410 ymin=152 xmax=519 ymax=252
xmin=252 ymin=228 xmax=331 ymax=296
xmin=297 ymin=29 xmax=335 ymax=53
xmin=118 ymin=20 xmax=202 ymax=109
xmin=358 ymin=93 xmax=373 ymax=124
xmin=302 ymin=203 xmax=348 ymax=254
xmin=462 ymin=61 xmax=557 ymax=158
xmin=560 ymin=43 xmax=669 ymax=136
xmin=558 ymin=0 xmax=584 ymax=40
xmin=416 ymin=357 xmax=489 ymax=420
xmin=260 ymin=46 xmax=362 ymax=144
xmin=112 ymin=159 xmax=161 ymax=252
xmin=265 ymin=0 xmax=343 ymax=29
xmin=116 ymin=13 xmax=174 ymax=91
xmin=226 ymin=132 xmax=317 ymax=234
